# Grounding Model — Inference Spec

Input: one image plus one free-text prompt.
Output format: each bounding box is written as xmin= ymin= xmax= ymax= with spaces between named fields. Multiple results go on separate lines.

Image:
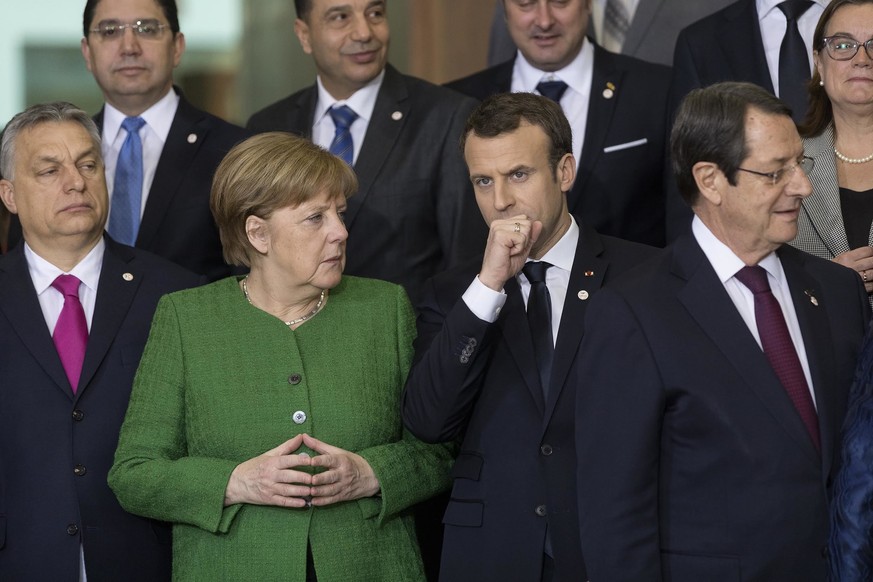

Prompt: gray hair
xmin=1 ymin=102 xmax=101 ymax=180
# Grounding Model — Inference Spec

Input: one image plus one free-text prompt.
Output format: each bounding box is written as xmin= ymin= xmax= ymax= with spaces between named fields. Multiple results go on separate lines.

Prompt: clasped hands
xmin=224 ymin=433 xmax=380 ymax=508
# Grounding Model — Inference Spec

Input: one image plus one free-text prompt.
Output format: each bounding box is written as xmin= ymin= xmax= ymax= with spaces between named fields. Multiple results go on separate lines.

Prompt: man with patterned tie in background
xmin=0 ymin=102 xmax=199 ymax=580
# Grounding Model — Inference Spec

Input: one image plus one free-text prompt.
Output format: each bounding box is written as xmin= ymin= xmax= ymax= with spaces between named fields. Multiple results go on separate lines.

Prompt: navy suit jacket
xmin=575 ymin=234 xmax=870 ymax=582
xmin=445 ymin=45 xmax=672 ymax=247
xmin=0 ymin=237 xmax=201 ymax=581
xmin=95 ymin=93 xmax=249 ymax=281
xmin=246 ymin=65 xmax=487 ymax=303
xmin=402 ymin=221 xmax=658 ymax=581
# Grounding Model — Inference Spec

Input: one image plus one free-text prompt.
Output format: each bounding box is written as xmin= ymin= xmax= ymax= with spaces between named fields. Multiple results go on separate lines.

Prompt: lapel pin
xmin=391 ymin=111 xmax=403 ymax=121
xmin=187 ymin=133 xmax=197 ymax=144
xmin=123 ymin=273 xmax=134 ymax=281
xmin=577 ymin=290 xmax=589 ymax=301
xmin=584 ymin=270 xmax=595 ymax=277
xmin=603 ymin=82 xmax=616 ymax=100
xmin=804 ymin=289 xmax=819 ymax=306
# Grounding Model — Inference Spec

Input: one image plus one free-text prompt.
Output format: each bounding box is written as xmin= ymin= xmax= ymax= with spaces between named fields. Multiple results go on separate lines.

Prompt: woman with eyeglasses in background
xmin=792 ymin=0 xmax=873 ymax=297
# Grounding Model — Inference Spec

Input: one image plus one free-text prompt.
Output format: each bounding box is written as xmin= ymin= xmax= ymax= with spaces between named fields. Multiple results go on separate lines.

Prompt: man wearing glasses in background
xmin=79 ymin=0 xmax=247 ymax=281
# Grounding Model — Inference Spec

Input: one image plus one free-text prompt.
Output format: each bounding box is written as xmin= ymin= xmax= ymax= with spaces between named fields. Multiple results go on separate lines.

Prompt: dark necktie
xmin=51 ymin=275 xmax=89 ymax=394
xmin=328 ymin=105 xmax=359 ymax=166
xmin=734 ymin=266 xmax=820 ymax=450
xmin=523 ymin=261 xmax=554 ymax=397
xmin=777 ymin=0 xmax=814 ymax=124
xmin=536 ymin=80 xmax=569 ymax=104
xmin=109 ymin=116 xmax=146 ymax=245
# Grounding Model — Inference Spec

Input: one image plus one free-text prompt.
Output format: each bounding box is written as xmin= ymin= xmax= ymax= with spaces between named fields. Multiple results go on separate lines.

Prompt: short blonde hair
xmin=210 ymin=132 xmax=358 ymax=267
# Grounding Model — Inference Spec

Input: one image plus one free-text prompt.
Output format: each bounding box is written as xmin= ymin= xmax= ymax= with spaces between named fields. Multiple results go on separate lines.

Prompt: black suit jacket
xmin=446 ymin=45 xmax=672 ymax=247
xmin=0 ymin=237 xmax=201 ymax=581
xmin=95 ymin=92 xmax=249 ymax=281
xmin=575 ymin=234 xmax=870 ymax=581
xmin=402 ymin=221 xmax=658 ymax=581
xmin=246 ymin=65 xmax=487 ymax=303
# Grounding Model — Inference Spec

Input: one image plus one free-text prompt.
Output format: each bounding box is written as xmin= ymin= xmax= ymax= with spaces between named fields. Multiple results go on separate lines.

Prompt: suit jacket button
xmin=292 ymin=411 xmax=307 ymax=424
xmin=535 ymin=504 xmax=547 ymax=517
xmin=72 ymin=409 xmax=85 ymax=421
xmin=540 ymin=444 xmax=553 ymax=456
xmin=73 ymin=464 xmax=87 ymax=476
xmin=66 ymin=524 xmax=79 ymax=536
xmin=288 ymin=374 xmax=302 ymax=385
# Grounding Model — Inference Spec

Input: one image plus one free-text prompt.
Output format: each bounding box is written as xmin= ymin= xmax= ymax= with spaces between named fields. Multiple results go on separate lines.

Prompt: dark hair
xmin=671 ymin=82 xmax=792 ymax=206
xmin=83 ymin=0 xmax=180 ymax=37
xmin=461 ymin=92 xmax=572 ymax=174
xmin=294 ymin=0 xmax=310 ymax=19
xmin=801 ymin=0 xmax=873 ymax=137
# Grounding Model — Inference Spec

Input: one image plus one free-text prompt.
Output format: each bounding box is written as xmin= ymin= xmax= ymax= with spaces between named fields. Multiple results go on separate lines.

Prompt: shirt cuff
xmin=462 ymin=276 xmax=507 ymax=323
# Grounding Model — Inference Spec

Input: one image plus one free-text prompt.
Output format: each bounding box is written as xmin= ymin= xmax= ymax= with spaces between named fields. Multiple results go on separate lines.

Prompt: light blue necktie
xmin=109 ymin=116 xmax=146 ymax=245
xmin=328 ymin=105 xmax=358 ymax=166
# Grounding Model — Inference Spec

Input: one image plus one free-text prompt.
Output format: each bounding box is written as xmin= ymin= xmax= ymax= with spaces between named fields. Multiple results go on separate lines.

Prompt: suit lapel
xmin=674 ymin=236 xmax=820 ymax=463
xmin=571 ymin=47 xmax=624 ymax=213
xmin=136 ymin=94 xmax=208 ymax=249
xmin=77 ymin=238 xmax=142 ymax=398
xmin=622 ymin=0 xmax=664 ymax=56
xmin=543 ymin=226 xmax=606 ymax=425
xmin=345 ymin=65 xmax=409 ymax=230
xmin=717 ymin=0 xmax=774 ymax=92
xmin=499 ymin=277 xmax=547 ymax=414
xmin=800 ymin=127 xmax=851 ymax=256
xmin=779 ymin=246 xmax=839 ymax=473
xmin=286 ymin=86 xmax=319 ymax=139
xmin=0 ymin=246 xmax=72 ymax=398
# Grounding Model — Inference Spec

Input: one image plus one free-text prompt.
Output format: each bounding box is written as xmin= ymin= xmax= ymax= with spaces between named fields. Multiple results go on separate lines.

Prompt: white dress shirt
xmin=23 ymin=237 xmax=105 ymax=582
xmin=757 ymin=0 xmax=827 ymax=97
xmin=463 ymin=215 xmax=579 ymax=346
xmin=102 ymin=88 xmax=179 ymax=220
xmin=311 ymin=70 xmax=384 ymax=165
xmin=692 ymin=216 xmax=816 ymax=406
xmin=512 ymin=42 xmax=594 ymax=170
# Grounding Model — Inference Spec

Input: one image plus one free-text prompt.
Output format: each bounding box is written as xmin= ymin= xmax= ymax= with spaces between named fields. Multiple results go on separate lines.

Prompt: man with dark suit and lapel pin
xmin=402 ymin=92 xmax=657 ymax=582
xmin=449 ymin=0 xmax=672 ymax=248
xmin=246 ymin=0 xmax=486 ymax=303
xmin=78 ymin=0 xmax=248 ymax=281
xmin=666 ymin=0 xmax=828 ymax=241
xmin=575 ymin=82 xmax=870 ymax=582
xmin=0 ymin=102 xmax=200 ymax=581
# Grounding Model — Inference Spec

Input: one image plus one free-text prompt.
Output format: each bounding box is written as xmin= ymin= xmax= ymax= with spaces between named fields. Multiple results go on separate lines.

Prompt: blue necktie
xmin=536 ymin=80 xmax=569 ymax=104
xmin=109 ymin=116 xmax=146 ymax=245
xmin=328 ymin=105 xmax=358 ymax=166
xmin=777 ymin=0 xmax=814 ymax=124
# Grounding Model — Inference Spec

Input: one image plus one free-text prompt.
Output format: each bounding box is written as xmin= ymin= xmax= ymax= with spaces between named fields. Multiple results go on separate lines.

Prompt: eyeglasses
xmin=821 ymin=36 xmax=873 ymax=61
xmin=89 ymin=19 xmax=170 ymax=41
xmin=737 ymin=156 xmax=815 ymax=186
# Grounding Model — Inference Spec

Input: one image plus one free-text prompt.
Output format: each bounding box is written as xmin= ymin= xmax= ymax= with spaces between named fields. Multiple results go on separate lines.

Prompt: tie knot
xmin=52 ymin=274 xmax=82 ymax=297
xmin=778 ymin=0 xmax=813 ymax=21
xmin=536 ymin=80 xmax=569 ymax=103
xmin=523 ymin=261 xmax=552 ymax=284
xmin=734 ymin=265 xmax=771 ymax=295
xmin=329 ymin=105 xmax=358 ymax=131
xmin=121 ymin=116 xmax=146 ymax=134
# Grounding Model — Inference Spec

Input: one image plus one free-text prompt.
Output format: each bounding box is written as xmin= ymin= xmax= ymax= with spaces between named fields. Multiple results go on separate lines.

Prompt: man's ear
xmin=294 ymin=18 xmax=313 ymax=55
xmin=692 ymin=161 xmax=724 ymax=206
xmin=0 ymin=180 xmax=19 ymax=215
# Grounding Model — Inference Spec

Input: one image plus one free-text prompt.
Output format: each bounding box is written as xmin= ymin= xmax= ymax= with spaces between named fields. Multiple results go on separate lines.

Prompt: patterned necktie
xmin=51 ymin=275 xmax=89 ymax=394
xmin=328 ymin=105 xmax=359 ymax=166
xmin=734 ymin=266 xmax=820 ymax=450
xmin=523 ymin=261 xmax=554 ymax=398
xmin=109 ymin=116 xmax=146 ymax=245
xmin=777 ymin=0 xmax=814 ymax=124
xmin=536 ymin=80 xmax=569 ymax=104
xmin=603 ymin=0 xmax=632 ymax=53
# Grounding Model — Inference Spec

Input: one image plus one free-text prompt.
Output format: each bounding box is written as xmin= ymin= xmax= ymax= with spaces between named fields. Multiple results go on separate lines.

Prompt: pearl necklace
xmin=834 ymin=146 xmax=873 ymax=164
xmin=242 ymin=276 xmax=326 ymax=327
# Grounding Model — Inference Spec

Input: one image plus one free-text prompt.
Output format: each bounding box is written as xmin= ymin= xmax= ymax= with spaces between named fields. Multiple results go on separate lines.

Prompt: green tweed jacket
xmin=109 ymin=276 xmax=453 ymax=581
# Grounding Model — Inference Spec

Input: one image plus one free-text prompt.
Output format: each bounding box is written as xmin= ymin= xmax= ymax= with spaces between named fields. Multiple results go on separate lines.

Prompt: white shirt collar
xmin=24 ymin=237 xmax=106 ymax=296
xmin=314 ymin=69 xmax=384 ymax=126
xmin=102 ymin=87 xmax=180 ymax=144
xmin=756 ymin=0 xmax=829 ymax=20
xmin=692 ymin=215 xmax=784 ymax=284
xmin=534 ymin=214 xmax=579 ymax=273
xmin=513 ymin=40 xmax=594 ymax=98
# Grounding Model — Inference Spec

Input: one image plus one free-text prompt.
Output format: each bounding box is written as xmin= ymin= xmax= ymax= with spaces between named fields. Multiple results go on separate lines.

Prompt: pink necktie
xmin=51 ymin=274 xmax=89 ymax=393
xmin=734 ymin=266 xmax=820 ymax=451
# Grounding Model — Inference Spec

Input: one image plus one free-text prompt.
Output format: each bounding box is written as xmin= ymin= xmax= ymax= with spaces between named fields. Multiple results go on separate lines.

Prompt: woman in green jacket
xmin=109 ymin=132 xmax=453 ymax=581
